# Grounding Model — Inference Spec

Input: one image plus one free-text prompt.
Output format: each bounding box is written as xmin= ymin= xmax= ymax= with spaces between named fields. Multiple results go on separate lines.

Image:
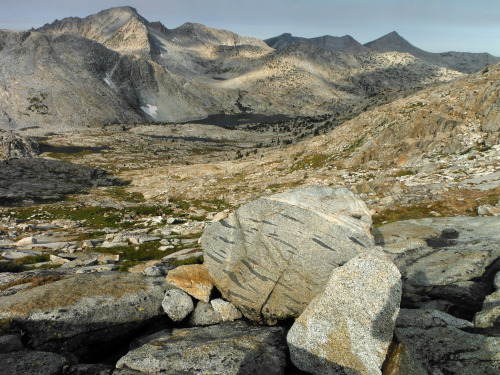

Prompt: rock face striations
xmin=201 ymin=187 xmax=377 ymax=323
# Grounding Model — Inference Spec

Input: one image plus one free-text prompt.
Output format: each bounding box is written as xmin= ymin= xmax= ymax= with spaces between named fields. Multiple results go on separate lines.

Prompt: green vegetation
xmin=94 ymin=241 xmax=171 ymax=263
xmin=172 ymin=255 xmax=204 ymax=267
xmin=390 ymin=169 xmax=417 ymax=177
xmin=373 ymin=188 xmax=500 ymax=226
xmin=8 ymin=204 xmax=175 ymax=230
xmin=0 ymin=275 xmax=64 ymax=292
xmin=107 ymin=187 xmax=146 ymax=203
xmin=0 ymin=262 xmax=26 ymax=273
xmin=0 ymin=319 xmax=14 ymax=334
xmin=290 ymin=153 xmax=332 ymax=171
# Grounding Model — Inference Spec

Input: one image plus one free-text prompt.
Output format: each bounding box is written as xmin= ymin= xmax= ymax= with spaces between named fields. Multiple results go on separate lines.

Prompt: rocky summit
xmin=1 ymin=4 xmax=500 ymax=375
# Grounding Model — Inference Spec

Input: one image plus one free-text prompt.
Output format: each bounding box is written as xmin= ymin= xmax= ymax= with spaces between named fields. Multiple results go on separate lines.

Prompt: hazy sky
xmin=1 ymin=0 xmax=499 ymax=55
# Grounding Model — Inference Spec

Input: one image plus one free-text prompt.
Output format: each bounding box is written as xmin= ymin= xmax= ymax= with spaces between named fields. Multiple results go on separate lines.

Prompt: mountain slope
xmin=289 ymin=61 xmax=500 ymax=170
xmin=0 ymin=30 xmax=214 ymax=130
xmin=0 ymin=7 xmax=466 ymax=131
xmin=365 ymin=31 xmax=500 ymax=73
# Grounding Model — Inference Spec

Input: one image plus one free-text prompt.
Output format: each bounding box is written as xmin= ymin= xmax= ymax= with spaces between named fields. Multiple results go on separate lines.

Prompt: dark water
xmin=149 ymin=135 xmax=223 ymax=144
xmin=40 ymin=144 xmax=109 ymax=154
xmin=190 ymin=114 xmax=292 ymax=127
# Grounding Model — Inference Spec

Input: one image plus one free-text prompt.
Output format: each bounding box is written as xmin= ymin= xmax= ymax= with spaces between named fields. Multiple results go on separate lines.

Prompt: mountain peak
xmin=364 ymin=31 xmax=421 ymax=54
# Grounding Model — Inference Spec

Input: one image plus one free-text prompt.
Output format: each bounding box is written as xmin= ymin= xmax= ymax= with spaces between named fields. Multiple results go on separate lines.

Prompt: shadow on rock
xmin=0 ymin=158 xmax=125 ymax=205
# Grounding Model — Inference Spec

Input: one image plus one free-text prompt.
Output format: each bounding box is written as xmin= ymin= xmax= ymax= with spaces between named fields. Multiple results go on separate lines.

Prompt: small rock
xmin=143 ymin=262 xmax=175 ymax=277
xmin=477 ymin=204 xmax=500 ymax=216
xmin=189 ymin=301 xmax=223 ymax=326
xmin=100 ymin=241 xmax=128 ymax=248
xmin=16 ymin=236 xmax=37 ymax=246
xmin=158 ymin=245 xmax=175 ymax=251
xmin=212 ymin=212 xmax=228 ymax=222
xmin=162 ymin=289 xmax=194 ymax=322
xmin=494 ymin=271 xmax=500 ymax=290
xmin=50 ymin=254 xmax=70 ymax=265
xmin=211 ymin=299 xmax=243 ymax=322
xmin=474 ymin=290 xmax=500 ymax=328
xmin=165 ymin=264 xmax=213 ymax=303
xmin=97 ymin=254 xmax=119 ymax=264
xmin=166 ymin=217 xmax=179 ymax=224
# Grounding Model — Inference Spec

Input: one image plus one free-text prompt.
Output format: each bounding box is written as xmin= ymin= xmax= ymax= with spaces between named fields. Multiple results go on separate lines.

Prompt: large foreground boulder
xmin=287 ymin=253 xmax=402 ymax=375
xmin=115 ymin=321 xmax=287 ymax=375
xmin=202 ymin=187 xmax=375 ymax=323
xmin=0 ymin=272 xmax=169 ymax=356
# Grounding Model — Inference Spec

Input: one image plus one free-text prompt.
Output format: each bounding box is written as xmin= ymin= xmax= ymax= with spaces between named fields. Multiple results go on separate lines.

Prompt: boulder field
xmin=0 ymin=187 xmax=499 ymax=374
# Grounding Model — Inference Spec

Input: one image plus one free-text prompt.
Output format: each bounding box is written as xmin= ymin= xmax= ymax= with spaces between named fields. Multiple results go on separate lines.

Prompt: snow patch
xmin=141 ymin=104 xmax=158 ymax=118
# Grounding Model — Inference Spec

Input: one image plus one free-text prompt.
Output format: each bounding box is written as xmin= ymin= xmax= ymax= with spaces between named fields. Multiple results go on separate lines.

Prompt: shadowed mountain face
xmin=0 ymin=7 xmax=469 ymax=132
xmin=266 ymin=31 xmax=499 ymax=74
xmin=265 ymin=33 xmax=371 ymax=55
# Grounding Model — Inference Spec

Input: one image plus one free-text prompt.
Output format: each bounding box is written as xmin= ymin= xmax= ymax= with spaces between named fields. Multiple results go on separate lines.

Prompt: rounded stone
xmin=162 ymin=289 xmax=194 ymax=322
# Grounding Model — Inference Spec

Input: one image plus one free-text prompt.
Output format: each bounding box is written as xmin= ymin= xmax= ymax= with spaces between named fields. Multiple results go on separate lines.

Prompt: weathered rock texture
xmin=161 ymin=288 xmax=194 ymax=322
xmin=202 ymin=187 xmax=375 ymax=323
xmin=0 ymin=272 xmax=169 ymax=355
xmin=395 ymin=309 xmax=500 ymax=374
xmin=287 ymin=253 xmax=402 ymax=375
xmin=374 ymin=216 xmax=500 ymax=319
xmin=165 ymin=264 xmax=213 ymax=302
xmin=115 ymin=321 xmax=287 ymax=375
xmin=0 ymin=133 xmax=40 ymax=160
xmin=0 ymin=158 xmax=119 ymax=204
xmin=0 ymin=351 xmax=71 ymax=375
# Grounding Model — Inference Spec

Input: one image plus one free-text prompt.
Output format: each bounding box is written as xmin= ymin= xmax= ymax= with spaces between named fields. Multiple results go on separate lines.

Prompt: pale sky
xmin=1 ymin=0 xmax=499 ymax=55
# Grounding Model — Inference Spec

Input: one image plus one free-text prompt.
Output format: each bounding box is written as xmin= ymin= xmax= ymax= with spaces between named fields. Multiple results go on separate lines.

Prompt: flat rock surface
xmin=0 ymin=350 xmax=70 ymax=375
xmin=0 ymin=272 xmax=169 ymax=354
xmin=202 ymin=187 xmax=375 ymax=323
xmin=374 ymin=216 xmax=500 ymax=317
xmin=395 ymin=309 xmax=500 ymax=375
xmin=115 ymin=320 xmax=287 ymax=375
xmin=287 ymin=253 xmax=401 ymax=375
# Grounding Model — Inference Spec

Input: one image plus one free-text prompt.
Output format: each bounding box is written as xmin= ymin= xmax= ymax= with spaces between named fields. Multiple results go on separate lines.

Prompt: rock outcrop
xmin=0 ymin=158 xmax=119 ymax=204
xmin=0 ymin=133 xmax=40 ymax=160
xmin=394 ymin=309 xmax=500 ymax=374
xmin=374 ymin=216 xmax=500 ymax=319
xmin=115 ymin=321 xmax=287 ymax=375
xmin=474 ymin=270 xmax=500 ymax=328
xmin=287 ymin=253 xmax=402 ymax=375
xmin=202 ymin=187 xmax=375 ymax=323
xmin=0 ymin=272 xmax=169 ymax=356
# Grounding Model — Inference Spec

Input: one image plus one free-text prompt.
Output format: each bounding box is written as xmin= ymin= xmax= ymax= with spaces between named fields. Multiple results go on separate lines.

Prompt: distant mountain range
xmin=0 ymin=6 xmax=493 ymax=132
xmin=266 ymin=31 xmax=499 ymax=73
